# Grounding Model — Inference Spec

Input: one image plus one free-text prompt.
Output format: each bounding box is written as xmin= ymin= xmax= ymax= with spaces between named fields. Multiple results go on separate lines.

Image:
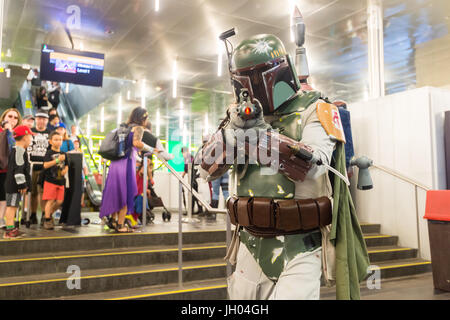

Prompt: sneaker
xmin=3 ymin=228 xmax=20 ymax=239
xmin=43 ymin=218 xmax=54 ymax=230
xmin=30 ymin=213 xmax=38 ymax=225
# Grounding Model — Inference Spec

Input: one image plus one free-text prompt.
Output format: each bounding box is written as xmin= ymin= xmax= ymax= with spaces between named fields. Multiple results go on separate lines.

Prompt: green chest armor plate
xmin=236 ymin=92 xmax=323 ymax=282
xmin=236 ymin=112 xmax=303 ymax=199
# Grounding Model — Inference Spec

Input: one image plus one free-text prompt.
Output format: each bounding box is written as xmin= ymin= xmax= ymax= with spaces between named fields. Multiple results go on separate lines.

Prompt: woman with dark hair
xmin=36 ymin=87 xmax=50 ymax=111
xmin=99 ymin=107 xmax=159 ymax=233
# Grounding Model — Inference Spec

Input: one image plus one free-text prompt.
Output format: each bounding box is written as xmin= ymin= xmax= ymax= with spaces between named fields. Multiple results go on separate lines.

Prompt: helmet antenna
xmin=291 ymin=6 xmax=310 ymax=82
xmin=219 ymin=28 xmax=237 ymax=85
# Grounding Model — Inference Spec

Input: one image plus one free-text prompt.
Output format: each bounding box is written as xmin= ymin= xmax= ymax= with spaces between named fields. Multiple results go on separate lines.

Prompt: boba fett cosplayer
xmin=200 ymin=7 xmax=370 ymax=300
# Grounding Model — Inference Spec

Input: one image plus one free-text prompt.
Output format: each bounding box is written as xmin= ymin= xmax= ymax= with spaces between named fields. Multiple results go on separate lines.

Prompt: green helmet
xmin=231 ymin=34 xmax=301 ymax=115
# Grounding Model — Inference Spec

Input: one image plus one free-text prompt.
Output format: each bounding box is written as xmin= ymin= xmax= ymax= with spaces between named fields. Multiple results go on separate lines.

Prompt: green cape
xmin=330 ymin=142 xmax=371 ymax=300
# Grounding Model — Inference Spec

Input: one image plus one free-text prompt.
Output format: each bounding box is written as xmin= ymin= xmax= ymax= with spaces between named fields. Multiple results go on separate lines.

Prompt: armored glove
xmin=245 ymin=130 xmax=313 ymax=182
xmin=200 ymin=129 xmax=233 ymax=181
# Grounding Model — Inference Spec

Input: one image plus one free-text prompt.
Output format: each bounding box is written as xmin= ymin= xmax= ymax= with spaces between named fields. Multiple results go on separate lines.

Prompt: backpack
xmin=98 ymin=124 xmax=132 ymax=161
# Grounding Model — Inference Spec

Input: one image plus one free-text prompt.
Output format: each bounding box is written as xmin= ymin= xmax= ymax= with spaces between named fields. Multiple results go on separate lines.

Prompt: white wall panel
xmin=154 ymin=171 xmax=227 ymax=211
xmin=348 ymin=87 xmax=450 ymax=259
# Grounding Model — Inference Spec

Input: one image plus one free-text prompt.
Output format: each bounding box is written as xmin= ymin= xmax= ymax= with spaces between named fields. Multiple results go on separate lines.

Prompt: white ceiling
xmin=2 ymin=0 xmax=450 ymax=106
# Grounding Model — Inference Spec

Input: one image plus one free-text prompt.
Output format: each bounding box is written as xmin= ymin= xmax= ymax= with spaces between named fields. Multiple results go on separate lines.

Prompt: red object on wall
xmin=424 ymin=190 xmax=450 ymax=221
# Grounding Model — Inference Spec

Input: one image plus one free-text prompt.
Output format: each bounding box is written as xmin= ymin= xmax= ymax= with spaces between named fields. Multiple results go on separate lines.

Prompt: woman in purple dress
xmin=99 ymin=107 xmax=158 ymax=233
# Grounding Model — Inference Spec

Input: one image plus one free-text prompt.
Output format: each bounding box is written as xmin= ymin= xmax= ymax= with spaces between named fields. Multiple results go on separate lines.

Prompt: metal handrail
xmin=152 ymin=154 xmax=232 ymax=286
xmin=371 ymin=164 xmax=431 ymax=191
xmin=155 ymin=155 xmax=227 ymax=214
xmin=370 ymin=163 xmax=430 ymax=258
xmin=101 ymin=151 xmax=231 ymax=288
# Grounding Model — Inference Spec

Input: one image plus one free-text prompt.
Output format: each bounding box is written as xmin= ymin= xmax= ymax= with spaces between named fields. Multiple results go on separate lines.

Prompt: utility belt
xmin=226 ymin=196 xmax=332 ymax=238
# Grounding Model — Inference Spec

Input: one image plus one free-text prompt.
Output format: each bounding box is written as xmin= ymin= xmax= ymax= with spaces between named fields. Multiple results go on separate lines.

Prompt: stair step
xmin=368 ymin=258 xmax=432 ymax=279
xmin=0 ymin=243 xmax=227 ymax=278
xmin=360 ymin=223 xmax=381 ymax=234
xmin=54 ymin=278 xmax=228 ymax=300
xmin=0 ymin=259 xmax=227 ymax=300
xmin=367 ymin=246 xmax=417 ymax=263
xmin=320 ymin=272 xmax=439 ymax=300
xmin=363 ymin=234 xmax=398 ymax=247
xmin=0 ymin=229 xmax=227 ymax=256
xmin=1 ymin=229 xmax=397 ymax=255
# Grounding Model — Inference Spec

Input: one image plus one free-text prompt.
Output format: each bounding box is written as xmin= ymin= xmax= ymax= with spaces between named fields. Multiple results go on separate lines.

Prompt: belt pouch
xmin=276 ymin=199 xmax=301 ymax=231
xmin=316 ymin=197 xmax=332 ymax=227
xmin=298 ymin=199 xmax=320 ymax=231
xmin=226 ymin=196 xmax=239 ymax=226
xmin=252 ymin=198 xmax=273 ymax=228
xmin=237 ymin=197 xmax=252 ymax=227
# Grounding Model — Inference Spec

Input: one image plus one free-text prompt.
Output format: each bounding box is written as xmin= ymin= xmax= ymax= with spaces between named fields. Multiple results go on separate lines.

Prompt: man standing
xmin=27 ymin=110 xmax=50 ymax=225
xmin=201 ymin=33 xmax=369 ymax=300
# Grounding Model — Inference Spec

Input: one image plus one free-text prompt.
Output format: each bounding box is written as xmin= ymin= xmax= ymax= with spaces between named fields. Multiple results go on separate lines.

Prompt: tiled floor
xmin=321 ymin=273 xmax=450 ymax=300
xmin=0 ymin=209 xmax=228 ymax=240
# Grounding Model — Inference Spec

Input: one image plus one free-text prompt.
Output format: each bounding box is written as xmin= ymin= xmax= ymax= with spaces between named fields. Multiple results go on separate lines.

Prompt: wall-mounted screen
xmin=40 ymin=44 xmax=104 ymax=87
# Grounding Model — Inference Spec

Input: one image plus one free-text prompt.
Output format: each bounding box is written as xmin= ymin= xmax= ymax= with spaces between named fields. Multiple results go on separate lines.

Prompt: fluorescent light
xmin=156 ymin=108 xmax=160 ymax=136
xmin=100 ymin=107 xmax=105 ymax=133
xmin=179 ymin=100 xmax=184 ymax=129
xmin=172 ymin=59 xmax=177 ymax=98
xmin=155 ymin=0 xmax=160 ymax=12
xmin=217 ymin=44 xmax=223 ymax=77
xmin=141 ymin=79 xmax=146 ymax=108
xmin=172 ymin=79 xmax=177 ymax=98
xmin=117 ymin=95 xmax=122 ymax=126
xmin=127 ymin=90 xmax=131 ymax=100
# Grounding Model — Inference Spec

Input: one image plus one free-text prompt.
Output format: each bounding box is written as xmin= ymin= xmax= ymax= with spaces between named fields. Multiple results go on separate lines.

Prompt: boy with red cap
xmin=3 ymin=125 xmax=34 ymax=238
